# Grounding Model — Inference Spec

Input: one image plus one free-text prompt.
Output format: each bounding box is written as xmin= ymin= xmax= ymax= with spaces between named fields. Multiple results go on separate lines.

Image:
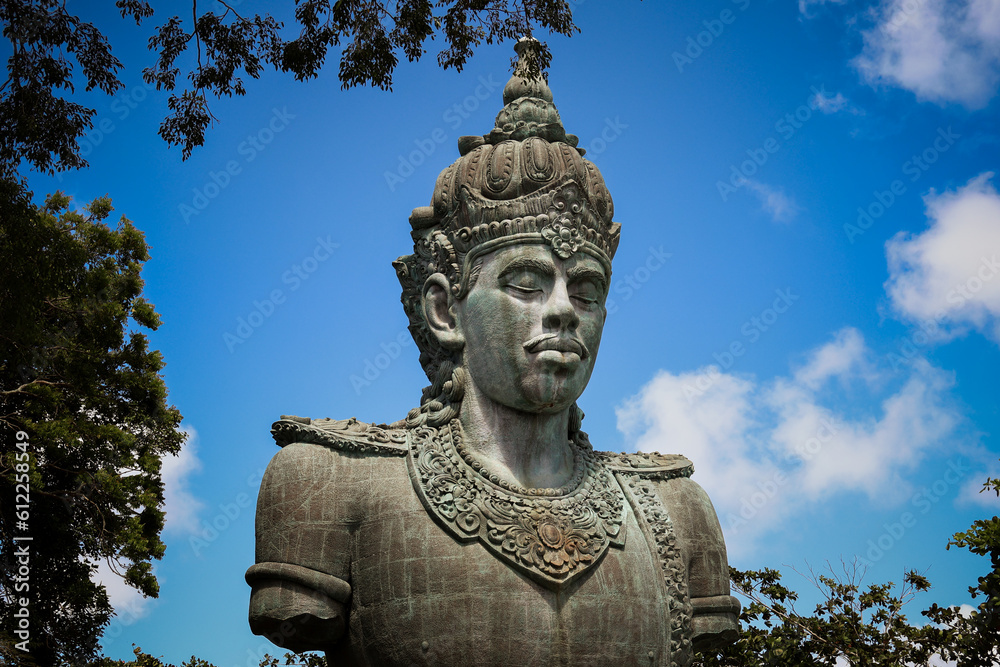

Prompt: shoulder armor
xmin=598 ymin=450 xmax=694 ymax=480
xmin=270 ymin=415 xmax=408 ymax=456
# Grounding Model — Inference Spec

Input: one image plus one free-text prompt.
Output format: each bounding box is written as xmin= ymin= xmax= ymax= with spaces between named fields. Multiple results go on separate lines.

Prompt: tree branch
xmin=1 ymin=379 xmax=67 ymax=395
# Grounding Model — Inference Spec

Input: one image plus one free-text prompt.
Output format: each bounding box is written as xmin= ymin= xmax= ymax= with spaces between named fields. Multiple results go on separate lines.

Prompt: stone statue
xmin=246 ymin=39 xmax=740 ymax=666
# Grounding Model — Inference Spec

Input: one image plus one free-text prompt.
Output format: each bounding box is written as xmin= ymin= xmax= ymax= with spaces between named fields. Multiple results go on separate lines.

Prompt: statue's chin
xmin=512 ymin=376 xmax=589 ymax=415
xmin=463 ymin=355 xmax=593 ymax=417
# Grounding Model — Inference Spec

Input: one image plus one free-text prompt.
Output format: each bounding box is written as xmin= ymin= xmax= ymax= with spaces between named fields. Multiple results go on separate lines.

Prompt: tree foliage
xmin=695 ymin=565 xmax=949 ymax=666
xmin=695 ymin=464 xmax=1000 ymax=667
xmin=91 ymin=646 xmax=327 ymax=667
xmin=0 ymin=0 xmax=578 ymax=174
xmin=924 ymin=470 xmax=1000 ymax=667
xmin=0 ymin=186 xmax=184 ymax=666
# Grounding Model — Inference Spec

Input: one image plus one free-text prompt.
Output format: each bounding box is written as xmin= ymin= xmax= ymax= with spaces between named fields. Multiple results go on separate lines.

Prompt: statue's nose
xmin=542 ymin=279 xmax=579 ymax=331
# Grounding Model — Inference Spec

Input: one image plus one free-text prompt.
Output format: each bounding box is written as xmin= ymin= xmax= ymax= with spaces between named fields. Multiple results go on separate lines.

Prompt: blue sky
xmin=18 ymin=0 xmax=1000 ymax=664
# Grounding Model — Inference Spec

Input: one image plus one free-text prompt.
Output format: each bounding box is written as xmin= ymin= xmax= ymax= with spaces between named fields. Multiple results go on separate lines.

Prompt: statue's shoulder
xmin=258 ymin=417 xmax=411 ymax=537
xmin=595 ymin=448 xmax=694 ymax=480
xmin=270 ymin=415 xmax=409 ymax=457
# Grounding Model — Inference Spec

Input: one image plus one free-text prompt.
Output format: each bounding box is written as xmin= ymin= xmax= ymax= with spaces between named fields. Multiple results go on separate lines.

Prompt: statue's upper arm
xmin=246 ymin=442 xmax=353 ymax=652
xmin=656 ymin=476 xmax=741 ymax=651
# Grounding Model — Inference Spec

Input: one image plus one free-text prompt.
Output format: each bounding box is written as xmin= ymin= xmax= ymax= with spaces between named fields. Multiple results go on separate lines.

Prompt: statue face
xmin=456 ymin=244 xmax=608 ymax=414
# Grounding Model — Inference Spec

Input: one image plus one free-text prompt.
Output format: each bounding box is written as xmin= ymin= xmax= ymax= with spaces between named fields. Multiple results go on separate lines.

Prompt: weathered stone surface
xmin=248 ymin=38 xmax=739 ymax=666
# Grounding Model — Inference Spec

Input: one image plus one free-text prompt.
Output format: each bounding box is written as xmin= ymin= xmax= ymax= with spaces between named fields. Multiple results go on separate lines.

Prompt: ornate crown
xmin=394 ymin=38 xmax=622 ymax=383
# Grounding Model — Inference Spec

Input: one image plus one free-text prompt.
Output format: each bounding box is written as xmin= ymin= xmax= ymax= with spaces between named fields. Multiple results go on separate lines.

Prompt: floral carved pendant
xmin=406 ymin=420 xmax=627 ymax=591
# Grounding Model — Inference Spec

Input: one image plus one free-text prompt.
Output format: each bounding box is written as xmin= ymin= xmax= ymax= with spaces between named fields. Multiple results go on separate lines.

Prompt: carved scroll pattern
xmin=271 ymin=417 xmax=407 ymax=456
xmin=600 ymin=451 xmax=694 ymax=480
xmin=409 ymin=422 xmax=627 ymax=589
xmin=618 ymin=472 xmax=694 ymax=667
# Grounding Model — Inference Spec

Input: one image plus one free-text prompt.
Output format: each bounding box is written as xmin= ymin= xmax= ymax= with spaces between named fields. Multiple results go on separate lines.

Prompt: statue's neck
xmin=457 ymin=384 xmax=576 ymax=491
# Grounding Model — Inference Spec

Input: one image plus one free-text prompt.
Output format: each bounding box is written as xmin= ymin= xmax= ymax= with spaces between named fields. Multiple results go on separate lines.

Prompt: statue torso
xmin=252 ymin=417 xmax=731 ymax=667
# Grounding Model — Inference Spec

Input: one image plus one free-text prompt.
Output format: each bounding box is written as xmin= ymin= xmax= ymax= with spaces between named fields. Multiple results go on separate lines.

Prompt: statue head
xmin=394 ymin=39 xmax=621 ymax=430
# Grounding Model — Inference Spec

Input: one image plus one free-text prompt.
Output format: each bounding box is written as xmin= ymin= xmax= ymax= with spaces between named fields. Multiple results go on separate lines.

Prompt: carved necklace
xmin=448 ymin=419 xmax=585 ymax=497
xmin=406 ymin=418 xmax=628 ymax=591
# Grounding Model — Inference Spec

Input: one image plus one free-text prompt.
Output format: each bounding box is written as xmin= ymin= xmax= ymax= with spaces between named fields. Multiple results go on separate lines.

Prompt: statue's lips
xmin=523 ymin=333 xmax=589 ymax=360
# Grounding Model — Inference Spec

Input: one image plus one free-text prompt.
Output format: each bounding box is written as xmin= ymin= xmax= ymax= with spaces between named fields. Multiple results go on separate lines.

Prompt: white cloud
xmin=616 ymin=327 xmax=963 ymax=555
xmin=744 ymin=179 xmax=800 ymax=222
xmin=811 ymin=89 xmax=864 ymax=115
xmin=93 ymin=559 xmax=154 ymax=625
xmin=812 ymin=90 xmax=848 ymax=113
xmin=957 ymin=464 xmax=1000 ymax=507
xmin=885 ymin=172 xmax=1000 ymax=345
xmin=791 ymin=327 xmax=871 ymax=389
xmin=854 ymin=0 xmax=1000 ymax=109
xmin=161 ymin=424 xmax=204 ymax=535
xmin=617 ymin=369 xmax=776 ymax=525
xmin=958 ymin=603 xmax=976 ymax=617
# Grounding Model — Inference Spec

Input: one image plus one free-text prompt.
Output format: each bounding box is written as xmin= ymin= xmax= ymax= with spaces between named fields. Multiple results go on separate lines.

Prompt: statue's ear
xmin=422 ymin=273 xmax=465 ymax=350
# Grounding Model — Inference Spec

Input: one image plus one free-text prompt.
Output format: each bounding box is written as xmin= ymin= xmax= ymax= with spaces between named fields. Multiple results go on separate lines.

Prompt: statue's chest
xmin=346 ymin=488 xmax=674 ymax=667
xmin=335 ymin=428 xmax=690 ymax=667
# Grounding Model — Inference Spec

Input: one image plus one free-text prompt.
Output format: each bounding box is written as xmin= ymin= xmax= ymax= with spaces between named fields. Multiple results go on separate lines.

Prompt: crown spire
xmin=471 ymin=38 xmax=577 ymax=151
xmin=503 ymin=37 xmax=553 ymax=105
